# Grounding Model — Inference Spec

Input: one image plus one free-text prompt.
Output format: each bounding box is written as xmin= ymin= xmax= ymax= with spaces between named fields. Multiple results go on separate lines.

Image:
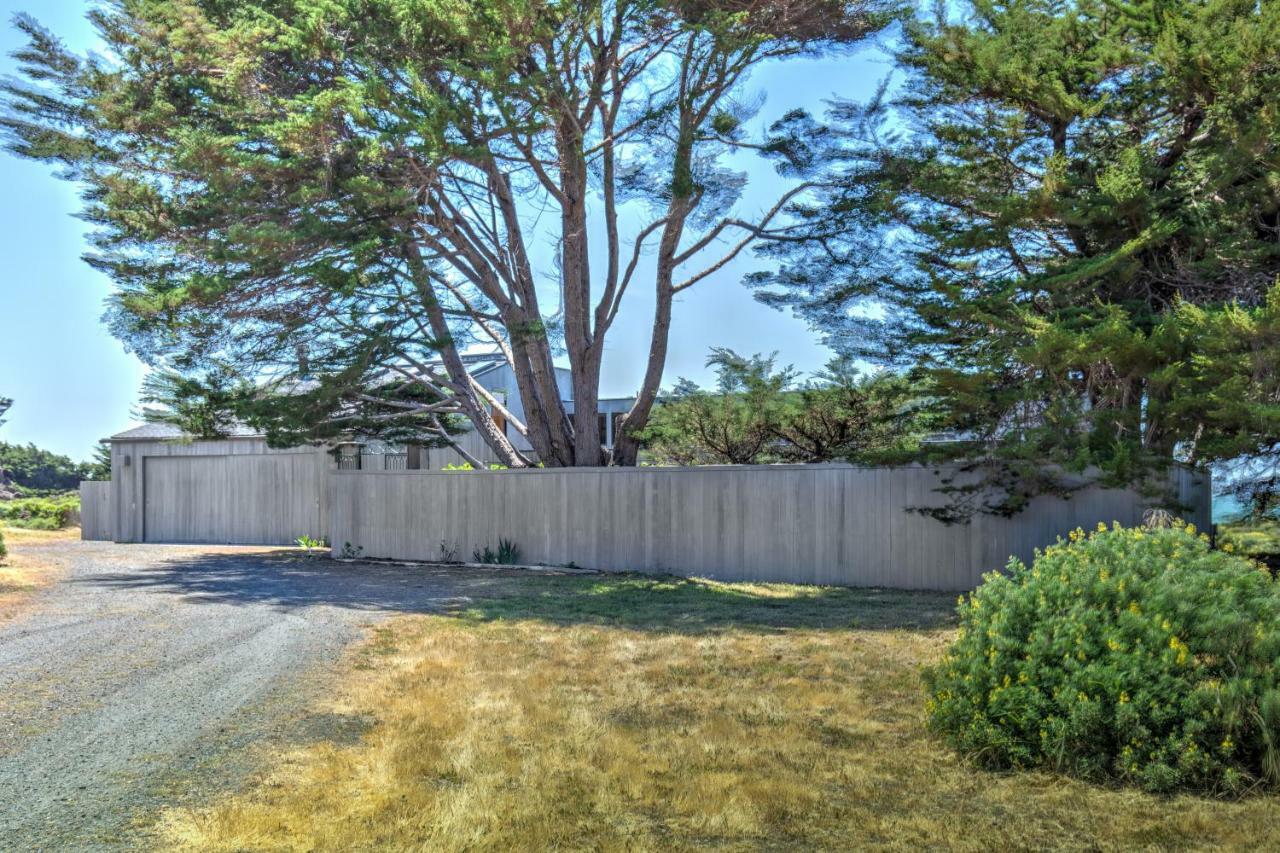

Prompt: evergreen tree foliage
xmin=751 ymin=0 xmax=1280 ymax=517
xmin=139 ymin=357 xmax=473 ymax=460
xmin=0 ymin=443 xmax=93 ymax=492
xmin=138 ymin=368 xmax=256 ymax=442
xmin=2 ymin=0 xmax=894 ymax=468
xmin=88 ymin=440 xmax=113 ymax=481
xmin=638 ymin=348 xmax=926 ymax=464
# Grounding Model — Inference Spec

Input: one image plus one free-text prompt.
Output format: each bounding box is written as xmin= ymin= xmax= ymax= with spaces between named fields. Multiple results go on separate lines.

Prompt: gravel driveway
xmin=0 ymin=539 xmax=497 ymax=851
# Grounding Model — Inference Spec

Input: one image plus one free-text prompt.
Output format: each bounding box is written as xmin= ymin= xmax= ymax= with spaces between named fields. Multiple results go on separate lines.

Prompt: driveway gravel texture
xmin=0 ymin=538 xmax=510 ymax=851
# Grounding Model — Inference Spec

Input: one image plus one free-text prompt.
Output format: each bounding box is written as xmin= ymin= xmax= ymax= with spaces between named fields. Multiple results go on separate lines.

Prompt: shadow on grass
xmin=79 ymin=548 xmax=958 ymax=634
xmin=453 ymin=574 xmax=959 ymax=635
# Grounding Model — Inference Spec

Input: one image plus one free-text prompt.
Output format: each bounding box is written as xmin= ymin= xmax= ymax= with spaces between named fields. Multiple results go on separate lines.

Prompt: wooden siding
xmin=109 ymin=438 xmax=331 ymax=544
xmin=141 ymin=453 xmax=327 ymax=545
xmin=328 ymin=464 xmax=1210 ymax=591
xmin=79 ymin=481 xmax=113 ymax=541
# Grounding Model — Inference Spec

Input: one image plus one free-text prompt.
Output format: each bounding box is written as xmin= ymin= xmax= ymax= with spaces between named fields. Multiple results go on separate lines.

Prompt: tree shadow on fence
xmin=78 ymin=549 xmax=959 ymax=635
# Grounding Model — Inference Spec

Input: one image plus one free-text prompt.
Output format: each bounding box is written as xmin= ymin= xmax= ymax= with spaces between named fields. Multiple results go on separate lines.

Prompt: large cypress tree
xmin=2 ymin=0 xmax=894 ymax=467
xmin=753 ymin=0 xmax=1280 ymax=517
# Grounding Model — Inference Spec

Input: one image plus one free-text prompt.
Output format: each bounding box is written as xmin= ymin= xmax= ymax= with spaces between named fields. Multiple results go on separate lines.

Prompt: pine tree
xmin=752 ymin=0 xmax=1280 ymax=517
xmin=88 ymin=440 xmax=112 ymax=481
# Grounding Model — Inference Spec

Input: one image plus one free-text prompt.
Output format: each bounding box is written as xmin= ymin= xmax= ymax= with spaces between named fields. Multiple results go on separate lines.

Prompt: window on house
xmin=598 ymin=414 xmax=609 ymax=446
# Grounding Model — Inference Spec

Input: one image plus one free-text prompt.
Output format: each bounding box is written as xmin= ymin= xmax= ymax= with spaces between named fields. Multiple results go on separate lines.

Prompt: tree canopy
xmin=2 ymin=0 xmax=895 ymax=467
xmin=752 ymin=0 xmax=1280 ymax=517
xmin=0 ymin=442 xmax=93 ymax=493
xmin=637 ymin=348 xmax=927 ymax=464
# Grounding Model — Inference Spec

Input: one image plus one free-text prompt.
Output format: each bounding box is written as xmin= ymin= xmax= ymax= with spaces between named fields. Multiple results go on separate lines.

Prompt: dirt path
xmin=0 ymin=539 xmax=490 ymax=851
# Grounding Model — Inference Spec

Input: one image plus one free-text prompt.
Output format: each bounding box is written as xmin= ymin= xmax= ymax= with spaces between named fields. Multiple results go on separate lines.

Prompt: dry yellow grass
xmin=160 ymin=575 xmax=1280 ymax=851
xmin=0 ymin=525 xmax=77 ymax=616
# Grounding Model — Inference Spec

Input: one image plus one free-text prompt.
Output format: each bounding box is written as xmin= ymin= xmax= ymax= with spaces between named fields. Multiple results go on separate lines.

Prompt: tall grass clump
xmin=925 ymin=522 xmax=1280 ymax=794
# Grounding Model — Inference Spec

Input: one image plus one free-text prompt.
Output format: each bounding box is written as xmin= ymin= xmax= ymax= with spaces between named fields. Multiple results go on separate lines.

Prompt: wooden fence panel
xmin=79 ymin=481 xmax=113 ymax=542
xmin=328 ymin=464 xmax=1211 ymax=591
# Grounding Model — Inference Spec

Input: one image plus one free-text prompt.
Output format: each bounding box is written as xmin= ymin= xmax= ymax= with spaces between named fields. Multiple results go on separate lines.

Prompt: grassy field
xmin=161 ymin=573 xmax=1280 ymax=851
xmin=1219 ymin=518 xmax=1280 ymax=565
xmin=0 ymin=525 xmax=77 ymax=618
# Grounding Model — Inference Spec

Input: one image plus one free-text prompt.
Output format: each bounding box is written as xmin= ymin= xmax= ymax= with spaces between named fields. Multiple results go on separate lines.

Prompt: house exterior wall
xmin=472 ymin=363 xmax=577 ymax=455
xmin=414 ymin=430 xmax=505 ymax=470
xmin=470 ymin=363 xmax=634 ymax=456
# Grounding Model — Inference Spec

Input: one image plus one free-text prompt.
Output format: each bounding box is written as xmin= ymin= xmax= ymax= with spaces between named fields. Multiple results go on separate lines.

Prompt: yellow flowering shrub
xmin=925 ymin=522 xmax=1280 ymax=794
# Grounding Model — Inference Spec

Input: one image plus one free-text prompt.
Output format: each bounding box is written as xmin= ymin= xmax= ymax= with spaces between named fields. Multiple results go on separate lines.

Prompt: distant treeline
xmin=0 ymin=441 xmax=109 ymax=494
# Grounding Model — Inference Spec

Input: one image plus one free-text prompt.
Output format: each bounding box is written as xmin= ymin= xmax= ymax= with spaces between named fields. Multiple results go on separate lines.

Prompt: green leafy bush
xmin=0 ymin=496 xmax=80 ymax=530
xmin=0 ymin=527 xmax=7 ymax=562
xmin=925 ymin=522 xmax=1280 ymax=794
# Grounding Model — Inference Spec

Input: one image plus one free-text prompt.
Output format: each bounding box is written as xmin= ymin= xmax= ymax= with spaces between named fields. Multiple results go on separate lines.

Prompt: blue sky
xmin=0 ymin=2 xmax=891 ymax=460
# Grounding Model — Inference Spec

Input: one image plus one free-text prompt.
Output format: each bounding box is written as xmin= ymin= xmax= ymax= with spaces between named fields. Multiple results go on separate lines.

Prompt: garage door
xmin=143 ymin=454 xmax=324 ymax=545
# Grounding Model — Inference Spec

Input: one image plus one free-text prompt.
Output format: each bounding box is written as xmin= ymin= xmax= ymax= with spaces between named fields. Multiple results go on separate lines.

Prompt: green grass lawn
xmin=162 ymin=573 xmax=1280 ymax=851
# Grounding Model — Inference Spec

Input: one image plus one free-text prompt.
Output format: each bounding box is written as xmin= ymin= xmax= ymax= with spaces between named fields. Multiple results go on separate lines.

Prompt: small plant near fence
xmin=438 ymin=540 xmax=460 ymax=564
xmin=473 ymin=539 xmax=522 ymax=565
xmin=337 ymin=542 xmax=364 ymax=560
xmin=295 ymin=535 xmax=327 ymax=558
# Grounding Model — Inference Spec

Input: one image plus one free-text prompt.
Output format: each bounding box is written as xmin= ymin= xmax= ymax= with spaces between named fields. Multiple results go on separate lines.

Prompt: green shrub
xmin=0 ymin=527 xmax=6 ymax=562
xmin=0 ymin=496 xmax=79 ymax=529
xmin=925 ymin=522 xmax=1280 ymax=794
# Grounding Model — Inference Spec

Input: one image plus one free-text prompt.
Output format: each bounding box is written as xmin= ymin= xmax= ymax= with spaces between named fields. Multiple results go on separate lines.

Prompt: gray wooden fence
xmin=80 ymin=481 xmax=113 ymax=541
xmin=328 ymin=464 xmax=1210 ymax=591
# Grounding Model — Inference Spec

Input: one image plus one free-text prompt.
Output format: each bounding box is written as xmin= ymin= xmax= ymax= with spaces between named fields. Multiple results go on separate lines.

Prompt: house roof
xmin=109 ymin=422 xmax=264 ymax=442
